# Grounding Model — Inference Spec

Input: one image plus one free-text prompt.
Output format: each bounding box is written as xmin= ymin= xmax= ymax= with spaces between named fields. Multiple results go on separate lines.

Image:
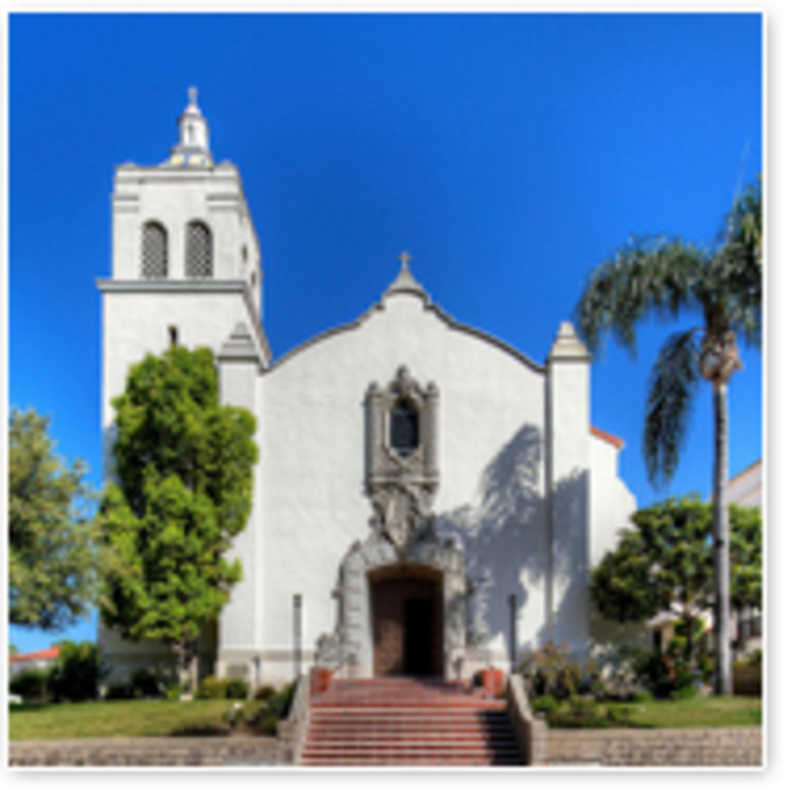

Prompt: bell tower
xmin=97 ymin=86 xmax=270 ymax=448
xmin=97 ymin=89 xmax=269 ymax=684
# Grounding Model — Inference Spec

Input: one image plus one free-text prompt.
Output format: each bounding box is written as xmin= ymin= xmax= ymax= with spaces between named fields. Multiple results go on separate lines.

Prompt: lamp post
xmin=253 ymin=654 xmax=261 ymax=690
xmin=293 ymin=594 xmax=302 ymax=680
xmin=508 ymin=593 xmax=518 ymax=673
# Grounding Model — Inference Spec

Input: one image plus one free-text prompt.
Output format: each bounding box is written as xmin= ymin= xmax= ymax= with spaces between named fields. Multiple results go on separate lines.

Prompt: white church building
xmin=97 ymin=90 xmax=636 ymax=687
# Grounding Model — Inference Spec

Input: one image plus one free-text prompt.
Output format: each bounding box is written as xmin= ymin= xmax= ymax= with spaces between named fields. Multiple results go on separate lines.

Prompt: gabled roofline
xmin=267 ymin=296 xmax=546 ymax=374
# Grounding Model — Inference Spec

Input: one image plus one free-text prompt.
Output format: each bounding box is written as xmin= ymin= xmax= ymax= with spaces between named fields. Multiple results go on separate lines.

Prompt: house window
xmin=168 ymin=325 xmax=178 ymax=347
xmin=390 ymin=399 xmax=419 ymax=457
xmin=185 ymin=220 xmax=213 ymax=277
xmin=141 ymin=221 xmax=167 ymax=277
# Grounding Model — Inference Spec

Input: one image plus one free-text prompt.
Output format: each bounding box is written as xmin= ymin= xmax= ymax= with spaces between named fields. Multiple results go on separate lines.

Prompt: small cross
xmin=188 ymin=86 xmax=198 ymax=105
xmin=398 ymin=250 xmax=412 ymax=269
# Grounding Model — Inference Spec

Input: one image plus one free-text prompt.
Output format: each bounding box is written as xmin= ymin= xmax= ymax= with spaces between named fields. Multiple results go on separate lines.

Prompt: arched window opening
xmin=186 ymin=220 xmax=213 ymax=277
xmin=390 ymin=399 xmax=419 ymax=457
xmin=141 ymin=221 xmax=168 ymax=278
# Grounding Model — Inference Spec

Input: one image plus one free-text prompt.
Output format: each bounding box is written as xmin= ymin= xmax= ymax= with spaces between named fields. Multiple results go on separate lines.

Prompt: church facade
xmin=97 ymin=91 xmax=636 ymax=687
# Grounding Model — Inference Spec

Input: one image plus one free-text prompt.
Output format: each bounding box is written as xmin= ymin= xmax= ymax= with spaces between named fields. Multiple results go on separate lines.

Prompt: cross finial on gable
xmin=398 ymin=251 xmax=412 ymax=270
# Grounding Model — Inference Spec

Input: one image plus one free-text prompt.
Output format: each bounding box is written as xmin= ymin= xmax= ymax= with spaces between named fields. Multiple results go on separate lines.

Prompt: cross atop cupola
xmin=167 ymin=86 xmax=213 ymax=167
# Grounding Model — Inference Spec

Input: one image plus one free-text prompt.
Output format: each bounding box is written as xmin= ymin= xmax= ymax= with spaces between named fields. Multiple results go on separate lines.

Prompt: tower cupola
xmin=167 ymin=87 xmax=213 ymax=167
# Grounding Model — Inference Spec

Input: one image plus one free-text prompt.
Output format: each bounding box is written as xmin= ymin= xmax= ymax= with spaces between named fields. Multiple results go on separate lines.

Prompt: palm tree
xmin=574 ymin=178 xmax=761 ymax=694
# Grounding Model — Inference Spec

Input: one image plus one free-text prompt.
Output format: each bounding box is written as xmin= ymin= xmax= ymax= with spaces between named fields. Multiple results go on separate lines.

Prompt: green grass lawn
xmin=546 ymin=695 xmax=762 ymax=729
xmin=8 ymin=699 xmax=256 ymax=740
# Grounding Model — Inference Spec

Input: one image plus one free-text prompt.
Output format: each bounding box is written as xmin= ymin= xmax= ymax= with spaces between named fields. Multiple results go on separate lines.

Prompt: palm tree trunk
xmin=712 ymin=381 xmax=733 ymax=694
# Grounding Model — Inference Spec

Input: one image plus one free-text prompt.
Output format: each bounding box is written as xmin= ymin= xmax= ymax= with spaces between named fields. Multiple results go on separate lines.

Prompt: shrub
xmin=48 ymin=641 xmax=104 ymax=702
xmin=747 ymin=648 xmax=762 ymax=667
xmin=195 ymin=676 xmax=229 ymax=699
xmin=254 ymin=684 xmax=277 ymax=702
xmin=669 ymin=684 xmax=698 ymax=700
xmin=169 ymin=723 xmax=230 ymax=736
xmin=520 ymin=642 xmax=595 ymax=701
xmin=631 ymin=648 xmax=697 ymax=699
xmin=590 ymin=649 xmax=647 ymax=702
xmin=105 ymin=683 xmax=135 ymax=700
xmin=531 ymin=695 xmax=558 ymax=715
xmin=733 ymin=662 xmax=762 ymax=696
xmin=129 ymin=667 xmax=163 ymax=698
xmin=9 ymin=668 xmax=52 ymax=703
xmin=225 ymin=678 xmax=249 ymax=699
xmin=246 ymin=703 xmax=279 ymax=735
xmin=165 ymin=682 xmax=182 ymax=701
xmin=269 ymin=681 xmax=297 ymax=719
xmin=547 ymin=696 xmax=634 ymax=729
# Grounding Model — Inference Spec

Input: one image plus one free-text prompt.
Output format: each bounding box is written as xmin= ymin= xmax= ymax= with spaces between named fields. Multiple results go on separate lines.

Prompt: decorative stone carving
xmin=365 ymin=366 xmax=439 ymax=554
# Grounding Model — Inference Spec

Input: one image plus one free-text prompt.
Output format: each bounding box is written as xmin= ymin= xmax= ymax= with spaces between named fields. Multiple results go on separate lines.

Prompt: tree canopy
xmin=591 ymin=496 xmax=762 ymax=658
xmin=98 ymin=346 xmax=257 ymax=669
xmin=574 ymin=177 xmax=761 ymax=485
xmin=8 ymin=408 xmax=98 ymax=630
xmin=574 ymin=177 xmax=761 ymax=695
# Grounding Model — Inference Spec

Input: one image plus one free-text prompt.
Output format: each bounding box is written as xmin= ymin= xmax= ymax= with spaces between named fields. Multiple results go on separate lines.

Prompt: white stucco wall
xmin=100 ymin=289 xmax=261 ymax=431
xmin=250 ymin=291 xmax=551 ymax=680
xmin=589 ymin=436 xmax=637 ymax=569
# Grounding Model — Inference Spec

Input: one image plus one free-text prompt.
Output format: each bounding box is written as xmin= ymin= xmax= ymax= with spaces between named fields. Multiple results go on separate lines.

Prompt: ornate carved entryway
xmin=370 ymin=564 xmax=443 ymax=676
xmin=312 ymin=366 xmax=469 ymax=680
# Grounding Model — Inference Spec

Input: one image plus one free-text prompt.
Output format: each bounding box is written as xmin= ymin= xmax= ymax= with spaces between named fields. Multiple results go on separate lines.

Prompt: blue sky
xmin=8 ymin=12 xmax=762 ymax=653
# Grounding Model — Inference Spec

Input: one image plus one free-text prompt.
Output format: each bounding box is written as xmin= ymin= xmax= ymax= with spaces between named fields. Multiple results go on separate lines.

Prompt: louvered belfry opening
xmin=141 ymin=221 xmax=168 ymax=278
xmin=185 ymin=220 xmax=213 ymax=277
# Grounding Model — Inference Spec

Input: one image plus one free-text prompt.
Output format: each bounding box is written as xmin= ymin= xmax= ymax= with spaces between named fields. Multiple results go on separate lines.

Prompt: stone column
xmin=423 ymin=382 xmax=439 ymax=483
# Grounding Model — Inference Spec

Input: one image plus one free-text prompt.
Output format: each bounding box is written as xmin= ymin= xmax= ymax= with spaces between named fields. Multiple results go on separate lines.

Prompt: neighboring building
xmin=97 ymin=90 xmax=637 ymax=687
xmin=8 ymin=646 xmax=60 ymax=679
xmin=727 ymin=459 xmax=763 ymax=654
xmin=726 ymin=459 xmax=762 ymax=509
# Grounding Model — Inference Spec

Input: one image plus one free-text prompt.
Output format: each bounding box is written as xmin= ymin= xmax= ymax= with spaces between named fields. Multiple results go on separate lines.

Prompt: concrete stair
xmin=301 ymin=677 xmax=524 ymax=767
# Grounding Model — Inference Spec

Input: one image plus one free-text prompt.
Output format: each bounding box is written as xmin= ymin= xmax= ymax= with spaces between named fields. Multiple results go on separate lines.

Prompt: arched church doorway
xmin=369 ymin=564 xmax=443 ymax=677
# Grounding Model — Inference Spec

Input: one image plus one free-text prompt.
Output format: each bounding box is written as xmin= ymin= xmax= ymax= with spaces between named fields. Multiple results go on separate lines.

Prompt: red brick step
xmin=301 ymin=677 xmax=524 ymax=767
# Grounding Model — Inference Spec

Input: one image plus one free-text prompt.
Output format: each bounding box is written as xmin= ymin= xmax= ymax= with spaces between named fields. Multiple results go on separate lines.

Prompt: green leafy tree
xmin=575 ymin=177 xmax=761 ymax=694
xmin=591 ymin=496 xmax=762 ymax=663
xmin=9 ymin=408 xmax=98 ymax=630
xmin=98 ymin=346 xmax=257 ymax=684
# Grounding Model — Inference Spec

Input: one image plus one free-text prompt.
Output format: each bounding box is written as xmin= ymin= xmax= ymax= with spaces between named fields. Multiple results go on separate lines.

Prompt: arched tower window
xmin=185 ymin=220 xmax=213 ymax=277
xmin=141 ymin=221 xmax=168 ymax=278
xmin=390 ymin=399 xmax=419 ymax=457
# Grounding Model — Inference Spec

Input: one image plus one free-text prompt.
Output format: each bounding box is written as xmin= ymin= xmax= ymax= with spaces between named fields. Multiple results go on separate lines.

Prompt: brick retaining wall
xmin=543 ymin=727 xmax=762 ymax=767
xmin=9 ymin=736 xmax=288 ymax=767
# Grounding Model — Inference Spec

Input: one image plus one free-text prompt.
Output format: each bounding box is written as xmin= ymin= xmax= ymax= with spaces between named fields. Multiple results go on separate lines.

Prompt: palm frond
xmin=699 ymin=177 xmax=762 ymax=347
xmin=644 ymin=329 xmax=701 ymax=486
xmin=574 ymin=235 xmax=707 ymax=355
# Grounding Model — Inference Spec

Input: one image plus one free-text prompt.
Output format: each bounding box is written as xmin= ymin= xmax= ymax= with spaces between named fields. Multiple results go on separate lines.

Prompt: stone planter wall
xmin=9 ymin=736 xmax=288 ymax=767
xmin=544 ymin=727 xmax=762 ymax=767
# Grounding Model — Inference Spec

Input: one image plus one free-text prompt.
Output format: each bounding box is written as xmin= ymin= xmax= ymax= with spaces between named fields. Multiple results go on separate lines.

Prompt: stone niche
xmin=365 ymin=365 xmax=439 ymax=552
xmin=313 ymin=366 xmax=469 ymax=680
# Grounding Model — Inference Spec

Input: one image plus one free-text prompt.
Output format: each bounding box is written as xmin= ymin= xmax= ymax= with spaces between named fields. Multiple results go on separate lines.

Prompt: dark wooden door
xmin=371 ymin=574 xmax=443 ymax=677
xmin=404 ymin=596 xmax=434 ymax=675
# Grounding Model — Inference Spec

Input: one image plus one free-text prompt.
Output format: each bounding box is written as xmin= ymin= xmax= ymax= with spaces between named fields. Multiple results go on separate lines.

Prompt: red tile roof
xmin=9 ymin=646 xmax=60 ymax=663
xmin=590 ymin=425 xmax=624 ymax=450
